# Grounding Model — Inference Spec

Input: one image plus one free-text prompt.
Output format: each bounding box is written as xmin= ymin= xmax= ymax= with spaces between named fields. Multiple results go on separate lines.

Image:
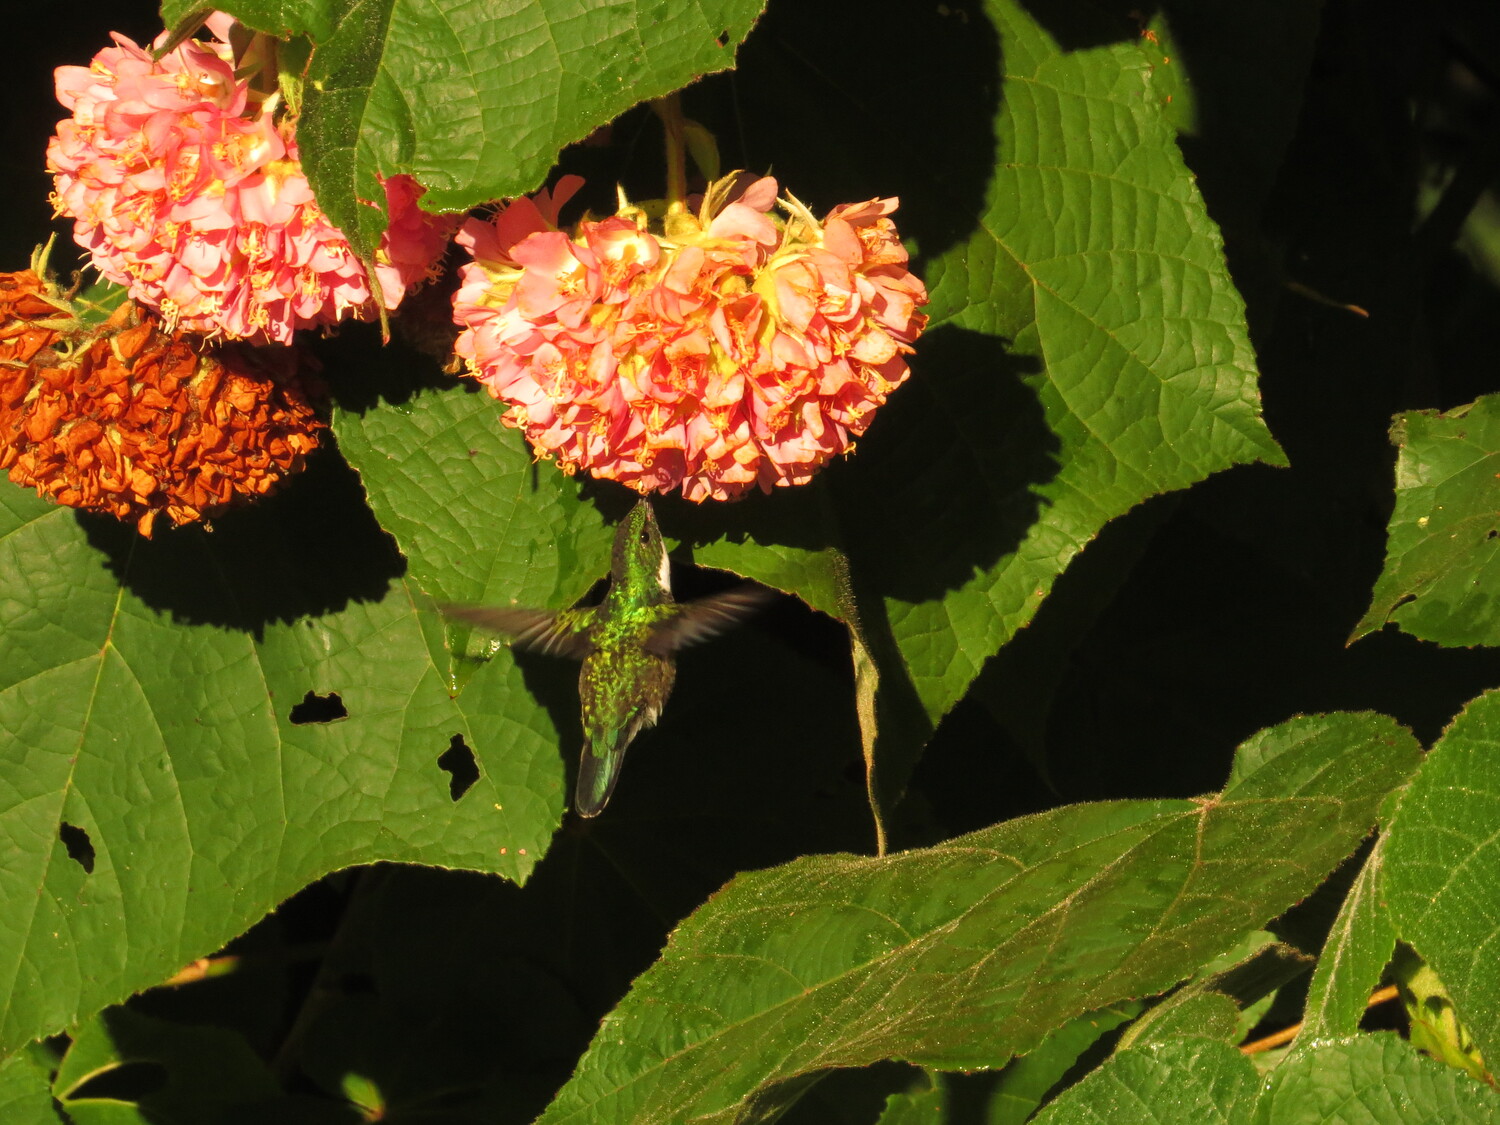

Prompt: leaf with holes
xmin=235 ymin=618 xmax=873 ymax=1122
xmin=534 ymin=712 xmax=1416 ymax=1124
xmin=1355 ymin=396 xmax=1500 ymax=647
xmin=0 ymin=452 xmax=565 ymax=1057
xmin=155 ymin=0 xmax=768 ymax=258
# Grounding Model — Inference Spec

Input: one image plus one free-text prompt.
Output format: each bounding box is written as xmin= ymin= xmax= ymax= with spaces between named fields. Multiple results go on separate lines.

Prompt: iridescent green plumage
xmin=443 ymin=500 xmax=770 ymax=816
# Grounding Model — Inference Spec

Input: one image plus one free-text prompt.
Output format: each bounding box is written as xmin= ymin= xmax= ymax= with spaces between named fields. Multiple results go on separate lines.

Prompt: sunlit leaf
xmin=1356 ymin=396 xmax=1500 ymax=647
xmin=1385 ymin=688 xmax=1500 ymax=1065
xmin=1029 ymin=1034 xmax=1500 ymax=1124
xmin=536 ymin=713 xmax=1415 ymax=1123
xmin=158 ymin=0 xmax=768 ymax=256
xmin=1295 ymin=837 xmax=1395 ymax=1047
xmin=0 ymin=455 xmax=563 ymax=1055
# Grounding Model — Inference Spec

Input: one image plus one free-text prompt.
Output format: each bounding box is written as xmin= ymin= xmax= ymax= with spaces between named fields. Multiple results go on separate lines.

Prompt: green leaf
xmin=1295 ymin=837 xmax=1396 ymax=1046
xmin=1384 ymin=688 xmax=1500 ymax=1067
xmin=1031 ymin=1037 xmax=1257 ymax=1125
xmin=1123 ymin=992 xmax=1243 ymax=1052
xmin=0 ymin=452 xmax=566 ymax=1056
xmin=1255 ymin=1035 xmax=1500 ymax=1124
xmin=1355 ymin=395 xmax=1500 ymax=647
xmin=1028 ymin=1034 xmax=1500 ymax=1124
xmin=873 ymin=1073 xmax=945 ymax=1125
xmin=330 ymin=382 xmax=616 ymax=660
xmin=1390 ymin=944 xmax=1491 ymax=1086
xmin=674 ymin=484 xmax=847 ymax=621
xmin=534 ymin=712 xmax=1417 ymax=1124
xmin=855 ymin=0 xmax=1280 ymax=708
xmin=53 ymin=1007 xmax=283 ymax=1124
xmin=1121 ymin=936 xmax=1309 ymax=1052
xmin=0 ymin=1051 xmax=61 ymax=1125
xmin=987 ymin=1005 xmax=1142 ymax=1125
xmin=163 ymin=0 xmax=768 ymax=257
xmin=159 ymin=0 xmax=348 ymax=44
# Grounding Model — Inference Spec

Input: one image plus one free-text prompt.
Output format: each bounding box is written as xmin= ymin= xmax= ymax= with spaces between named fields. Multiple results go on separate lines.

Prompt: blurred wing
xmin=644 ymin=584 xmax=775 ymax=656
xmin=439 ymin=604 xmax=595 ymax=660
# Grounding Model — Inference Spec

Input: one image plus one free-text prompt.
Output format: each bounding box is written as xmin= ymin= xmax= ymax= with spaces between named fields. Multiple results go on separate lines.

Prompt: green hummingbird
xmin=442 ymin=499 xmax=772 ymax=817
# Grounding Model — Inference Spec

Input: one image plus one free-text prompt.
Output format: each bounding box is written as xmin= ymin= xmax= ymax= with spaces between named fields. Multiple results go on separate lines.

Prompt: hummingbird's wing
xmin=575 ymin=647 xmax=676 ymax=817
xmin=439 ymin=604 xmax=595 ymax=660
xmin=643 ymin=585 xmax=775 ymax=656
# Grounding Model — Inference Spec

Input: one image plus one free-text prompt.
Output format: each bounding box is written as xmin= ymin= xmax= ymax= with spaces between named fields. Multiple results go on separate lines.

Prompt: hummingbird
xmin=442 ymin=499 xmax=772 ymax=817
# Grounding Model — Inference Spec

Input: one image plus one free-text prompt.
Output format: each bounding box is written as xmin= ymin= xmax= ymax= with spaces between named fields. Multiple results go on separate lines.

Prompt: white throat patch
xmin=656 ymin=541 xmax=672 ymax=595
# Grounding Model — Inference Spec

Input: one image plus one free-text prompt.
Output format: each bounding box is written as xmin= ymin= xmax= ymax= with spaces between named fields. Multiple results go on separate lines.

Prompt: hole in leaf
xmin=1390 ymin=594 xmax=1418 ymax=613
xmin=59 ymin=822 xmax=95 ymax=874
xmin=438 ymin=735 xmax=480 ymax=801
xmin=64 ymin=1060 xmax=167 ymax=1103
xmin=1488 ymin=528 xmax=1498 ymax=540
xmin=715 ymin=28 xmax=729 ymax=47
xmin=289 ymin=690 xmax=347 ymax=724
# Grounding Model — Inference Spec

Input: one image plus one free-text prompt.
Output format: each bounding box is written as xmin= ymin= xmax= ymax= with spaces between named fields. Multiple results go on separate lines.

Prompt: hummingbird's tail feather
xmin=574 ymin=741 xmax=628 ymax=818
xmin=573 ymin=697 xmax=661 ymax=817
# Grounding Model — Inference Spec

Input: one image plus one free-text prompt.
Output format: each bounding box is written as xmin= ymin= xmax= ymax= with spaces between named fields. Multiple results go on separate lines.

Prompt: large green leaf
xmin=1355 ymin=396 xmax=1500 ymax=647
xmin=1384 ymin=687 xmax=1500 ymax=1066
xmin=1028 ymin=1034 xmax=1500 ymax=1124
xmin=534 ymin=712 xmax=1416 ymax=1124
xmin=0 ymin=452 xmax=566 ymax=1056
xmin=844 ymin=0 xmax=1281 ymax=715
xmin=159 ymin=0 xmax=767 ymax=256
xmin=183 ymin=0 xmax=1280 ymax=821
xmin=1294 ymin=836 xmax=1395 ymax=1047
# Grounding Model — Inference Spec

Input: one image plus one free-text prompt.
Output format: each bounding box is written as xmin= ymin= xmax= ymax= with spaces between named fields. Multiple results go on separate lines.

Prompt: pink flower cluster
xmin=47 ymin=15 xmax=453 ymax=344
xmin=452 ymin=174 xmax=928 ymax=502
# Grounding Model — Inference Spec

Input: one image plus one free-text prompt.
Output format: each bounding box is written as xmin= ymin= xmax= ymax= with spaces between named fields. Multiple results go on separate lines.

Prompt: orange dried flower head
xmin=0 ymin=267 xmax=324 ymax=535
xmin=0 ymin=269 xmax=73 ymax=367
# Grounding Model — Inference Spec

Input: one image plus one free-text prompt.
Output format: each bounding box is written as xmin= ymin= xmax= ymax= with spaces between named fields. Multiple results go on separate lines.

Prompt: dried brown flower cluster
xmin=0 ymin=268 xmax=324 ymax=536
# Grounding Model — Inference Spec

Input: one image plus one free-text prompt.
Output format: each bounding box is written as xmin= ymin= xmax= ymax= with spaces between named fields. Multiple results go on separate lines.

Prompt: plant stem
xmin=1240 ymin=985 xmax=1399 ymax=1054
xmin=651 ymin=93 xmax=688 ymax=211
